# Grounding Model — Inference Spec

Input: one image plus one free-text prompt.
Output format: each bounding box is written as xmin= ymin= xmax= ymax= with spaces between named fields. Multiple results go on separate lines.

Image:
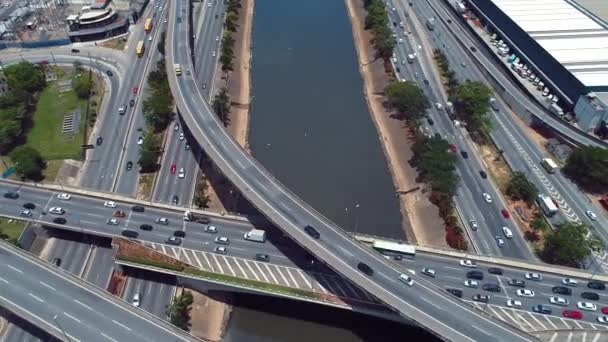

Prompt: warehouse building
xmin=466 ymin=0 xmax=608 ymax=133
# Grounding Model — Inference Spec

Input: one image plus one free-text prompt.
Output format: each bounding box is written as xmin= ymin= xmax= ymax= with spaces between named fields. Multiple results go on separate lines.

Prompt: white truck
xmin=244 ymin=229 xmax=266 ymax=243
xmin=541 ymin=158 xmax=558 ymax=174
xmin=407 ymin=54 xmax=415 ymax=63
xmin=537 ymin=194 xmax=558 ymax=217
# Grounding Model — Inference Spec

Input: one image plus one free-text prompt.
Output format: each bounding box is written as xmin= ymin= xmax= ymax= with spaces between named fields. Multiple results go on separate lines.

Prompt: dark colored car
xmin=132 ymin=205 xmax=145 ymax=213
xmin=581 ymin=292 xmax=600 ymax=301
xmin=427 ymin=117 xmax=434 ymax=125
xmin=177 ymin=17 xmax=182 ymax=23
xmin=470 ymin=46 xmax=477 ymax=52
xmin=304 ymin=225 xmax=321 ymax=239
xmin=256 ymin=254 xmax=269 ymax=262
xmin=139 ymin=224 xmax=153 ymax=231
xmin=467 ymin=271 xmax=484 ymax=280
xmin=552 ymin=286 xmax=572 ymax=295
xmin=53 ymin=217 xmax=67 ymax=224
xmin=71 ymin=48 xmax=80 ymax=53
xmin=23 ymin=203 xmax=36 ymax=210
xmin=393 ymin=255 xmax=403 ymax=261
xmin=96 ymin=136 xmax=103 ymax=146
xmin=174 ymin=230 xmax=186 ymax=238
xmin=130 ymin=99 xmax=135 ymax=107
xmin=126 ymin=161 xmax=133 ymax=171
xmin=4 ymin=192 xmax=19 ymax=199
xmin=482 ymin=283 xmax=501 ymax=293
xmin=472 ymin=294 xmax=489 ymax=303
xmin=446 ymin=288 xmax=463 ymax=298
xmin=357 ymin=262 xmax=374 ymax=276
xmin=106 ymin=70 xmax=113 ymax=77
xmin=532 ymin=305 xmax=552 ymax=314
xmin=508 ymin=279 xmax=525 ymax=287
xmin=196 ymin=217 xmax=211 ymax=224
xmin=461 ymin=151 xmax=469 ymax=159
xmin=479 ymin=170 xmax=487 ymax=179
xmin=172 ymin=196 xmax=179 ymax=205
xmin=396 ymin=67 xmax=401 ymax=73
xmin=588 ymin=281 xmax=606 ymax=290
xmin=488 ymin=267 xmax=503 ymax=275
xmin=52 ymin=257 xmax=62 ymax=266
xmin=122 ymin=230 xmax=139 ymax=239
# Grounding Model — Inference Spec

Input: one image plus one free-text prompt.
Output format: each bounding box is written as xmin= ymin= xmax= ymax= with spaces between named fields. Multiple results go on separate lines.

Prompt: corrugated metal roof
xmin=492 ymin=0 xmax=608 ymax=87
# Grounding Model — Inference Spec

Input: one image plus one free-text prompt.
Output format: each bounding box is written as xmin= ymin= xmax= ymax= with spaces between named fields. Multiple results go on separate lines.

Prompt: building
xmin=466 ymin=0 xmax=608 ymax=133
xmin=66 ymin=0 xmax=129 ymax=42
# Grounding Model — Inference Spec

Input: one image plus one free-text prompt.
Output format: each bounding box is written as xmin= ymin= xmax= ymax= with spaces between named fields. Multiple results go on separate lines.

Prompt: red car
xmin=448 ymin=144 xmax=457 ymax=153
xmin=132 ymin=86 xmax=139 ymax=94
xmin=563 ymin=310 xmax=583 ymax=320
xmin=170 ymin=164 xmax=176 ymax=174
xmin=501 ymin=209 xmax=510 ymax=219
xmin=602 ymin=306 xmax=608 ymax=315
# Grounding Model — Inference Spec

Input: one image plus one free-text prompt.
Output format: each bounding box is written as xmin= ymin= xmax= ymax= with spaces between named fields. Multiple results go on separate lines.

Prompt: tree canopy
xmin=453 ymin=80 xmax=493 ymax=135
xmin=506 ymin=171 xmax=538 ymax=203
xmin=0 ymin=103 xmax=25 ymax=153
xmin=72 ymin=72 xmax=92 ymax=99
xmin=541 ymin=222 xmax=602 ymax=266
xmin=385 ymin=80 xmax=428 ymax=122
xmin=168 ymin=291 xmax=193 ymax=330
xmin=142 ymin=59 xmax=173 ymax=132
xmin=563 ymin=146 xmax=608 ymax=192
xmin=411 ymin=135 xmax=460 ymax=196
xmin=212 ymin=87 xmax=231 ymax=126
xmin=10 ymin=146 xmax=46 ymax=180
xmin=362 ymin=0 xmax=395 ymax=60
xmin=4 ymin=61 xmax=46 ymax=99
xmin=138 ymin=132 xmax=162 ymax=172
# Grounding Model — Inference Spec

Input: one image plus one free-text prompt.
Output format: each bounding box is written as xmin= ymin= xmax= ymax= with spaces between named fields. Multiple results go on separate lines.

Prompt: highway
xmin=166 ymin=0 xmax=536 ymax=339
xmin=0 ymin=242 xmax=198 ymax=342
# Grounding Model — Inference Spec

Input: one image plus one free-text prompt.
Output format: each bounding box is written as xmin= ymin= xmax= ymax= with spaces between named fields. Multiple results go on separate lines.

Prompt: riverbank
xmin=189 ymin=290 xmax=233 ymax=342
xmin=344 ymin=0 xmax=447 ymax=247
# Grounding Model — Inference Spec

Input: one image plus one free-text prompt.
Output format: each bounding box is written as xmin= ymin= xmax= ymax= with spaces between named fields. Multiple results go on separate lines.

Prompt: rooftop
xmin=572 ymin=0 xmax=608 ymax=24
xmin=491 ymin=0 xmax=608 ymax=88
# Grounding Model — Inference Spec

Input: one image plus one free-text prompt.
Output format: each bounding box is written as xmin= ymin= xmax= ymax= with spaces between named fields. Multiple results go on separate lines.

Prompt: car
xmin=49 ymin=207 xmax=65 ymax=215
xmin=460 ymin=151 xmax=469 ymax=159
xmin=52 ymin=257 xmax=62 ymax=266
xmin=562 ymin=278 xmax=578 ymax=287
xmin=4 ymin=192 xmax=19 ymax=199
xmin=470 ymin=46 xmax=477 ymax=52
xmin=469 ymin=220 xmax=478 ymax=231
xmin=549 ymin=296 xmax=569 ymax=306
xmin=179 ymin=133 xmax=185 ymax=141
xmin=427 ymin=117 xmax=434 ymax=125
xmin=304 ymin=225 xmax=321 ymax=239
xmin=53 ymin=217 xmax=66 ymax=224
xmin=118 ymin=105 xmax=126 ymax=115
xmin=215 ymin=246 xmax=227 ymax=254
xmin=204 ymin=225 xmax=218 ymax=233
xmin=488 ymin=267 xmax=503 ymax=275
xmin=563 ymin=310 xmax=582 ymax=319
xmin=122 ymin=230 xmax=139 ymax=238
xmin=172 ymin=196 xmax=179 ymax=205
xmin=148 ymin=36 xmax=152 ymax=41
xmin=139 ymin=224 xmax=153 ymax=231
xmin=482 ymin=283 xmax=501 ymax=292
xmin=602 ymin=307 xmax=608 ymax=315
xmin=445 ymin=288 xmax=463 ymax=298
xmin=20 ymin=210 xmax=32 ymax=217
xmin=581 ymin=292 xmax=600 ymax=301
xmin=357 ymin=262 xmax=374 ymax=276
xmin=137 ymin=136 xmax=143 ymax=145
xmin=495 ymin=236 xmax=505 ymax=247
xmin=71 ymin=48 xmax=80 ymax=53
xmin=132 ymin=293 xmax=140 ymax=307
xmin=106 ymin=70 xmax=113 ymax=77
xmin=508 ymin=279 xmax=526 ymax=287
xmin=186 ymin=69 xmax=191 ymax=75
xmin=398 ymin=274 xmax=414 ymax=286
xmin=104 ymin=201 xmax=117 ymax=208
xmin=215 ymin=36 xmax=220 ymax=41
xmin=435 ymin=102 xmax=443 ymax=110
xmin=195 ymin=217 xmax=211 ymax=224
xmin=131 ymin=206 xmax=144 ymax=213
xmin=517 ymin=289 xmax=535 ymax=297
xmin=174 ymin=230 xmax=186 ymax=238
xmin=166 ymin=236 xmax=182 ymax=245
xmin=170 ymin=164 xmax=176 ymax=174
xmin=212 ymin=51 xmax=216 ymax=57
xmin=256 ymin=253 xmax=269 ymax=262
xmin=552 ymin=286 xmax=572 ymax=295
xmin=421 ymin=268 xmax=436 ymax=277
xmin=57 ymin=193 xmax=71 ymax=200
xmin=113 ymin=210 xmax=126 ymax=217
xmin=586 ymin=210 xmax=597 ymax=221
xmin=96 ymin=136 xmax=103 ymax=145
xmin=178 ymin=168 xmax=185 ymax=179
xmin=577 ymin=302 xmax=597 ymax=311
xmin=502 ymin=227 xmax=513 ymax=238
xmin=464 ymin=280 xmax=478 ymax=288
xmin=126 ymin=161 xmax=133 ymax=171
xmin=472 ymin=294 xmax=489 ymax=303
xmin=532 ymin=305 xmax=552 ymax=314
xmin=483 ymin=193 xmax=492 ymax=203
xmin=525 ymin=272 xmax=542 ymax=281
xmin=588 ymin=281 xmax=606 ymax=290
xmin=215 ymin=236 xmax=230 ymax=245
xmin=394 ymin=255 xmax=403 ymax=261
xmin=501 ymin=209 xmax=510 ymax=219
xmin=479 ymin=170 xmax=487 ymax=179
xmin=23 ymin=203 xmax=36 ymax=210
xmin=156 ymin=217 xmax=169 ymax=225
xmin=132 ymin=86 xmax=139 ymax=94
xmin=598 ymin=316 xmax=608 ymax=324
xmin=129 ymin=99 xmax=135 ymax=108
xmin=466 ymin=271 xmax=484 ymax=280
xmin=460 ymin=259 xmax=477 ymax=268
xmin=506 ymin=299 xmax=522 ymax=307
xmin=185 ymin=144 xmax=191 ymax=151
xmin=448 ymin=144 xmax=457 ymax=153
xmin=174 ymin=123 xmax=179 ymax=131
xmin=106 ymin=218 xmax=120 ymax=225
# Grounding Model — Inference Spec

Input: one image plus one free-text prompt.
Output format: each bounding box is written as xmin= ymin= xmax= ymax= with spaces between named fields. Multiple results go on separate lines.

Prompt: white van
xmin=398 ymin=274 xmax=414 ymax=286
xmin=502 ymin=227 xmax=513 ymax=239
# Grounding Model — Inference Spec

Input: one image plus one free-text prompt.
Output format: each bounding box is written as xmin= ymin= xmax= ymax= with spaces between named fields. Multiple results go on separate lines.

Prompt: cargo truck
xmin=541 ymin=158 xmax=558 ymax=174
xmin=244 ymin=229 xmax=267 ymax=243
xmin=537 ymin=194 xmax=558 ymax=217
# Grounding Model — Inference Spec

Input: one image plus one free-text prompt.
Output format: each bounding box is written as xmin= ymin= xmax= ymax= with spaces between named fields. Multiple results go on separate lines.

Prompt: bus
xmin=144 ymin=18 xmax=153 ymax=33
xmin=541 ymin=158 xmax=558 ymax=174
xmin=372 ymin=240 xmax=416 ymax=257
xmin=136 ymin=40 xmax=145 ymax=57
xmin=537 ymin=194 xmax=558 ymax=217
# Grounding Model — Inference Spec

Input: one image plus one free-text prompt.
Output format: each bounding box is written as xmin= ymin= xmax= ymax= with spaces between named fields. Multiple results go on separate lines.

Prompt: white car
xmin=459 ymin=259 xmax=477 ymax=268
xmin=549 ymin=296 xmax=569 ymax=306
xmin=104 ymin=201 xmax=118 ymax=208
xmin=469 ymin=220 xmax=479 ymax=231
xmin=20 ymin=210 xmax=32 ymax=217
xmin=577 ymin=302 xmax=597 ymax=311
xmin=215 ymin=236 xmax=230 ymax=245
xmin=435 ymin=102 xmax=443 ymax=110
xmin=156 ymin=217 xmax=169 ymax=225
xmin=398 ymin=273 xmax=414 ymax=286
xmin=506 ymin=299 xmax=522 ymax=308
xmin=502 ymin=227 xmax=513 ymax=239
xmin=586 ymin=210 xmax=597 ymax=221
xmin=215 ymin=36 xmax=220 ymax=42
xmin=147 ymin=36 xmax=152 ymax=42
xmin=178 ymin=168 xmax=185 ymax=179
xmin=464 ymin=280 xmax=478 ymax=288
xmin=495 ymin=236 xmax=505 ymax=247
xmin=137 ymin=136 xmax=143 ymax=145
xmin=179 ymin=133 xmax=184 ymax=141
xmin=525 ymin=272 xmax=542 ymax=281
xmin=174 ymin=123 xmax=179 ymax=131
xmin=57 ymin=193 xmax=71 ymax=200
xmin=562 ymin=278 xmax=578 ymax=287
xmin=215 ymin=246 xmax=227 ymax=254
xmin=49 ymin=207 xmax=65 ymax=215
xmin=212 ymin=51 xmax=216 ymax=57
xmin=205 ymin=225 xmax=218 ymax=233
xmin=516 ymin=289 xmax=535 ymax=298
xmin=482 ymin=193 xmax=492 ymax=203
xmin=597 ymin=316 xmax=608 ymax=324
xmin=163 ymin=18 xmax=167 ymax=23
xmin=106 ymin=218 xmax=120 ymax=225
xmin=132 ymin=293 xmax=140 ymax=307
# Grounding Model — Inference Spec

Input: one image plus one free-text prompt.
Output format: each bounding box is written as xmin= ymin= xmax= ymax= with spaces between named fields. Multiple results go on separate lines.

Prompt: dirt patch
xmin=99 ymin=34 xmax=129 ymax=51
xmin=189 ymin=291 xmax=232 ymax=342
xmin=137 ymin=174 xmax=155 ymax=201
xmin=509 ymin=199 xmax=544 ymax=250
xmin=479 ymin=144 xmax=512 ymax=191
xmin=107 ymin=270 xmax=127 ymax=296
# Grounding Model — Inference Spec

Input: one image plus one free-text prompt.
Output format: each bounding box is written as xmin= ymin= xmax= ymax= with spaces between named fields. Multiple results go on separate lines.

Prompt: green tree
xmin=143 ymin=95 xmax=173 ymax=131
xmin=453 ymin=80 xmax=493 ymax=135
xmin=225 ymin=11 xmax=239 ymax=32
xmin=385 ymin=80 xmax=428 ymax=122
xmin=542 ymin=222 xmax=602 ymax=266
xmin=530 ymin=213 xmax=549 ymax=232
xmin=72 ymin=73 xmax=92 ymax=99
xmin=563 ymin=146 xmax=608 ymax=191
xmin=411 ymin=135 xmax=460 ymax=196
xmin=506 ymin=171 xmax=538 ymax=203
xmin=0 ymin=104 xmax=26 ymax=153
xmin=10 ymin=146 xmax=46 ymax=180
xmin=157 ymin=31 xmax=166 ymax=55
xmin=4 ymin=61 xmax=46 ymax=98
xmin=168 ymin=291 xmax=194 ymax=330
xmin=212 ymin=87 xmax=231 ymax=126
xmin=138 ymin=133 xmax=162 ymax=172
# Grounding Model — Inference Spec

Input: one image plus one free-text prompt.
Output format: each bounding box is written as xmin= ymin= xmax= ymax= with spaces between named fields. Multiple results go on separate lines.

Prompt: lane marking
xmin=28 ymin=293 xmax=44 ymax=303
xmin=221 ymin=256 xmax=236 ymax=276
xmin=101 ymin=332 xmax=119 ymax=342
xmin=243 ymin=260 xmax=260 ymax=281
xmin=63 ymin=312 xmax=81 ymax=323
xmin=39 ymin=281 xmax=56 ymax=291
xmin=7 ymin=265 xmax=23 ymax=274
xmin=0 ymin=277 xmax=8 ymax=284
xmin=73 ymin=299 xmax=93 ymax=310
xmin=112 ymin=319 xmax=132 ymax=331
xmin=296 ymin=269 xmax=313 ymax=289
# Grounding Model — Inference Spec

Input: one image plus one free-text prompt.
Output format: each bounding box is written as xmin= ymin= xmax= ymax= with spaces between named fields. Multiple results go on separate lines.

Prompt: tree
xmin=157 ymin=31 xmax=166 ymax=55
xmin=225 ymin=11 xmax=239 ymax=32
xmin=385 ymin=80 xmax=428 ymax=122
xmin=541 ymin=222 xmax=602 ymax=266
xmin=530 ymin=213 xmax=549 ymax=232
xmin=411 ymin=135 xmax=460 ymax=196
xmin=0 ymin=104 xmax=26 ymax=153
xmin=10 ymin=146 xmax=46 ymax=180
xmin=143 ymin=95 xmax=173 ymax=131
xmin=168 ymin=291 xmax=194 ymax=330
xmin=72 ymin=73 xmax=92 ymax=99
xmin=453 ymin=80 xmax=493 ymax=135
xmin=506 ymin=171 xmax=538 ymax=203
xmin=138 ymin=133 xmax=162 ymax=172
xmin=563 ymin=146 xmax=608 ymax=192
xmin=212 ymin=87 xmax=231 ymax=126
xmin=4 ymin=61 xmax=46 ymax=97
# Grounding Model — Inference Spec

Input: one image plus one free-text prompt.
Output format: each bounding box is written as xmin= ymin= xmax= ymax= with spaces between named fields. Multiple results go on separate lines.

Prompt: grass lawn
xmin=138 ymin=174 xmax=155 ymax=201
xmin=0 ymin=218 xmax=26 ymax=244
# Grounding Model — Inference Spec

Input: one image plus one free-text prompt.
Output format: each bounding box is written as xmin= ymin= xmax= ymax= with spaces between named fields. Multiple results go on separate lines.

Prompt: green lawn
xmin=0 ymin=218 xmax=26 ymax=245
